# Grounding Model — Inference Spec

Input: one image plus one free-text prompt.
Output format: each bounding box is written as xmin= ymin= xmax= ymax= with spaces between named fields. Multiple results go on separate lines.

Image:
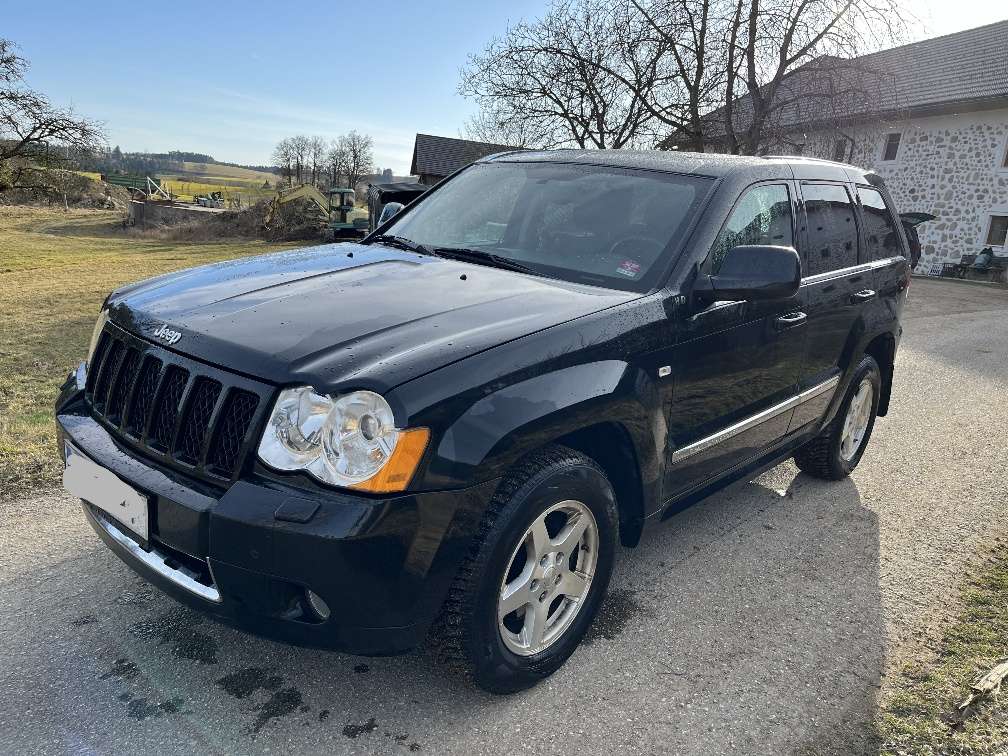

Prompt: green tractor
xmin=322 ymin=188 xmax=370 ymax=241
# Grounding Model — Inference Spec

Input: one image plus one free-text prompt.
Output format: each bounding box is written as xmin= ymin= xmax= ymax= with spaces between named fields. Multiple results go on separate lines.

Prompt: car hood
xmin=106 ymin=243 xmax=635 ymax=392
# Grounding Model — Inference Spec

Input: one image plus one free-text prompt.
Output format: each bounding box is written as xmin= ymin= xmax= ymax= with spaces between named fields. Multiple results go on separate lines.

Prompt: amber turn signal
xmin=350 ymin=427 xmax=430 ymax=494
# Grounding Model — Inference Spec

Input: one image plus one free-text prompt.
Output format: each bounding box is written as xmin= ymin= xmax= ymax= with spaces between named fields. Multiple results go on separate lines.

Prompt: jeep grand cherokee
xmin=56 ymin=150 xmax=908 ymax=692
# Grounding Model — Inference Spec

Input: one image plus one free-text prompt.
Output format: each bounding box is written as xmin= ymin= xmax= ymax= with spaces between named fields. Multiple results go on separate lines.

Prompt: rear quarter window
xmin=858 ymin=187 xmax=904 ymax=261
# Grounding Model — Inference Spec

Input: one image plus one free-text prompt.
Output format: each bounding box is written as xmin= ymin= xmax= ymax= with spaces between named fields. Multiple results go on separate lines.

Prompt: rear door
xmin=859 ymin=184 xmax=911 ymax=298
xmin=790 ymin=181 xmax=871 ymax=430
xmin=663 ymin=182 xmax=806 ymax=498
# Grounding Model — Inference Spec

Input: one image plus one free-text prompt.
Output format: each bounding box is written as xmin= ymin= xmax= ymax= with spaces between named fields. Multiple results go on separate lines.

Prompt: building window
xmin=881 ymin=132 xmax=901 ymax=161
xmin=1003 ymin=143 xmax=1008 ymax=169
xmin=986 ymin=215 xmax=1008 ymax=247
xmin=832 ymin=138 xmax=849 ymax=162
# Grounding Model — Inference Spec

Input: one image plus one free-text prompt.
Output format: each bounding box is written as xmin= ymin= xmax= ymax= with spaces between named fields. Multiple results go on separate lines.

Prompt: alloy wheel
xmin=497 ymin=500 xmax=599 ymax=656
xmin=840 ymin=377 xmax=874 ymax=462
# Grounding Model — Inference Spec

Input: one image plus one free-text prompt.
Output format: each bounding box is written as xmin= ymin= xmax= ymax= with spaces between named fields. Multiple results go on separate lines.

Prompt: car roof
xmin=481 ymin=148 xmax=877 ymax=184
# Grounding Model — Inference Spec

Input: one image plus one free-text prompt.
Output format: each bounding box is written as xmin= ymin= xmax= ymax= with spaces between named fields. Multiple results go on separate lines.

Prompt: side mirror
xmin=378 ymin=202 xmax=404 ymax=226
xmin=697 ymin=245 xmax=800 ymax=302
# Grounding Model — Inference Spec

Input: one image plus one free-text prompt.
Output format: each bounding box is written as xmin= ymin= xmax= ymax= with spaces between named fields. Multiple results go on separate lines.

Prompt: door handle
xmin=775 ymin=311 xmax=807 ymax=330
xmin=850 ymin=288 xmax=876 ymax=303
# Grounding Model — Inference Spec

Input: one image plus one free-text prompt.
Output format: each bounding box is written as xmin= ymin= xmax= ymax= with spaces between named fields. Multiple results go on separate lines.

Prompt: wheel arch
xmin=553 ymin=422 xmax=646 ymax=548
xmin=419 ymin=361 xmax=662 ymax=546
xmin=862 ymin=331 xmax=896 ymax=416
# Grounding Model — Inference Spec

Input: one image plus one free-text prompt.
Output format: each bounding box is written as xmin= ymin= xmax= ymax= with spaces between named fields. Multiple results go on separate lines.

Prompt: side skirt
xmin=655 ymin=422 xmax=820 ymax=522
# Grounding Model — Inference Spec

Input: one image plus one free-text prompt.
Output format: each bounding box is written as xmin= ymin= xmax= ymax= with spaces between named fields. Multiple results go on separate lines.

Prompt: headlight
xmin=258 ymin=387 xmax=429 ymax=493
xmin=87 ymin=309 xmax=110 ymax=368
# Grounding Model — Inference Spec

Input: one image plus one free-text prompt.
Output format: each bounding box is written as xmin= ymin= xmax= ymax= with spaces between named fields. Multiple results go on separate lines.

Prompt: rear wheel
xmin=794 ymin=354 xmax=881 ymax=480
xmin=432 ymin=445 xmax=618 ymax=693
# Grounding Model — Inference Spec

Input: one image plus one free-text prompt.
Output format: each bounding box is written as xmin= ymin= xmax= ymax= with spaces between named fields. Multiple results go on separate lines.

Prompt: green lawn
xmin=0 ymin=205 xmax=300 ymax=500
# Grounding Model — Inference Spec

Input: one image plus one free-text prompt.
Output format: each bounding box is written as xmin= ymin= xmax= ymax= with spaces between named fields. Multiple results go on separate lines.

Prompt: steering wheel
xmin=607 ymin=236 xmax=665 ymax=260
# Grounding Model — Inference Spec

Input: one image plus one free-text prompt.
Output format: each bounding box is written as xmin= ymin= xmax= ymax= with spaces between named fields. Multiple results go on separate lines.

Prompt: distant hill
xmin=79 ymin=149 xmax=280 ymax=183
xmin=171 ymin=162 xmax=277 ymax=185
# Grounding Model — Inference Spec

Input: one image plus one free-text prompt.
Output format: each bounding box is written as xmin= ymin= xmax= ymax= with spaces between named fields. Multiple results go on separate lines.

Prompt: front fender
xmin=405 ymin=360 xmax=662 ymax=496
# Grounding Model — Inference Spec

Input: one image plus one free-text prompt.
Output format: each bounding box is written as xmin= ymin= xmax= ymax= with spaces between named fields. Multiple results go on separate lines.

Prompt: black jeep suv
xmin=56 ymin=150 xmax=908 ymax=692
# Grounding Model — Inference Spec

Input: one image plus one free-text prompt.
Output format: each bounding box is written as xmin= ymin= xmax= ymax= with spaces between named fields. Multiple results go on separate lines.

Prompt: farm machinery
xmin=263 ymin=185 xmax=369 ymax=240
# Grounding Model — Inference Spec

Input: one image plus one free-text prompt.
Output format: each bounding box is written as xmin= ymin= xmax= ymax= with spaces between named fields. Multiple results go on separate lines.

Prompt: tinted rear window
xmin=858 ymin=187 xmax=904 ymax=261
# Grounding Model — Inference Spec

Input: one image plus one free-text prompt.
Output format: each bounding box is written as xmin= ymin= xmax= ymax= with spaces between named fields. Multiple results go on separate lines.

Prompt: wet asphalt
xmin=1 ymin=277 xmax=1006 ymax=755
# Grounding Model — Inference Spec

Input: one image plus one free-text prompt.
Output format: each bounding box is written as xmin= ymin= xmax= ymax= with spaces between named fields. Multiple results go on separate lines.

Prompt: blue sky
xmin=4 ymin=0 xmax=999 ymax=174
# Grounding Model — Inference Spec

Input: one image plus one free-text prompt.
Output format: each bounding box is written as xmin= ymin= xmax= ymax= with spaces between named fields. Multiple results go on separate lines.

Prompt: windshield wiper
xmin=432 ymin=246 xmax=538 ymax=275
xmin=368 ymin=234 xmax=434 ymax=256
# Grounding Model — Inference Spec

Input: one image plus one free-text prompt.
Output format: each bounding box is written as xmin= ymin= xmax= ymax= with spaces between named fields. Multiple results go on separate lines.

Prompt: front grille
xmin=125 ymin=355 xmax=162 ymax=437
xmin=176 ymin=378 xmax=222 ymax=463
xmin=208 ymin=389 xmax=260 ymax=475
xmin=150 ymin=366 xmax=188 ymax=450
xmin=106 ymin=347 xmax=141 ymax=423
xmin=85 ymin=322 xmax=272 ymax=483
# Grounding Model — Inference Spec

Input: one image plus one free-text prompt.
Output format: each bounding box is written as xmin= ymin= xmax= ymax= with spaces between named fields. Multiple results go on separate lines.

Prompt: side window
xmin=709 ymin=184 xmax=792 ymax=273
xmin=801 ymin=183 xmax=859 ymax=275
xmin=858 ymin=187 xmax=904 ymax=260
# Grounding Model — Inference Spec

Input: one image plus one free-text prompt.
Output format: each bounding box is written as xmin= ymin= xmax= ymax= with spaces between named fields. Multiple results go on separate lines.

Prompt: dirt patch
xmin=126 ymin=197 xmax=327 ymax=243
xmin=0 ymin=171 xmax=130 ymax=209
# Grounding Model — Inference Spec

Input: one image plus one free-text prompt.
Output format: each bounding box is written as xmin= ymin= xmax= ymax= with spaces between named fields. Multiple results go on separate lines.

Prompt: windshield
xmin=381 ymin=161 xmax=713 ymax=291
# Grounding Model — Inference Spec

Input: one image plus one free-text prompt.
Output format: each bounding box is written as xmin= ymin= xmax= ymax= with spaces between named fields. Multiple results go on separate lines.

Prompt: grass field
xmin=160 ymin=178 xmax=274 ymax=204
xmin=880 ymin=547 xmax=1008 ymax=753
xmin=161 ymin=162 xmax=277 ymax=203
xmin=0 ymin=205 xmax=301 ymax=500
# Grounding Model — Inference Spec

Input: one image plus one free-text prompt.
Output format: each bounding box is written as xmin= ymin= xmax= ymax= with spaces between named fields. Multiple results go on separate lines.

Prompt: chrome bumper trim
xmin=91 ymin=508 xmax=222 ymax=603
xmin=671 ymin=374 xmax=840 ymax=464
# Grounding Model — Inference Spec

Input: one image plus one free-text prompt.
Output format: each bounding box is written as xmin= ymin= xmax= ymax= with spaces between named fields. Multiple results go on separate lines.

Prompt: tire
xmin=431 ymin=444 xmax=619 ymax=694
xmin=794 ymin=354 xmax=881 ymax=480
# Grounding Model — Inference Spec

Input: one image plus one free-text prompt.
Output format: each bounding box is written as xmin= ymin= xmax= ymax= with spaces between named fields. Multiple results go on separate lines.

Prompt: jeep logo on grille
xmin=152 ymin=323 xmax=182 ymax=345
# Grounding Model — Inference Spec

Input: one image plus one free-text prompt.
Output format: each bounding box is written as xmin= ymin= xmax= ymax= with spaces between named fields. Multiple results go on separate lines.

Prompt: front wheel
xmin=794 ymin=354 xmax=881 ymax=480
xmin=431 ymin=445 xmax=618 ymax=693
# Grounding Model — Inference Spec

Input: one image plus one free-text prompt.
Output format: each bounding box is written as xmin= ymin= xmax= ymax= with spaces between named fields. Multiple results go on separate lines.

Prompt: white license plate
xmin=63 ymin=443 xmax=149 ymax=540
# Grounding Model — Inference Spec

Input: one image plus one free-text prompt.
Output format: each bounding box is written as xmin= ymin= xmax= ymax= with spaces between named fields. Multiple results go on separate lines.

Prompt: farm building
xmin=667 ymin=20 xmax=1008 ymax=274
xmin=410 ymin=134 xmax=521 ymax=186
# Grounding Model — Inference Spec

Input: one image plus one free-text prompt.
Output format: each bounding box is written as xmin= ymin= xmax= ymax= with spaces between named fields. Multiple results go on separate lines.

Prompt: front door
xmin=662 ymin=182 xmax=807 ymax=500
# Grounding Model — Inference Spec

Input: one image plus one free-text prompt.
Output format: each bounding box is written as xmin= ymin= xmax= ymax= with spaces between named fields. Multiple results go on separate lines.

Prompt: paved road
xmin=2 ymin=278 xmax=1006 ymax=755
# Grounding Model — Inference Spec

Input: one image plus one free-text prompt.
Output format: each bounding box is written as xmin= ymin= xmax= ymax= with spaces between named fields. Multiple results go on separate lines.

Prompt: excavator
xmin=263 ymin=185 xmax=370 ymax=240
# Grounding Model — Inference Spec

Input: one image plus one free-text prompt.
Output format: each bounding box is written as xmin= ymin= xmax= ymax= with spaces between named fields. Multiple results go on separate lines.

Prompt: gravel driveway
xmin=2 ymin=278 xmax=1006 ymax=755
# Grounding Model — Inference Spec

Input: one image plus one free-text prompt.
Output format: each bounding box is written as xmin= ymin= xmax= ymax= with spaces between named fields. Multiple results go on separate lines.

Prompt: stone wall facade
xmin=781 ymin=106 xmax=1008 ymax=271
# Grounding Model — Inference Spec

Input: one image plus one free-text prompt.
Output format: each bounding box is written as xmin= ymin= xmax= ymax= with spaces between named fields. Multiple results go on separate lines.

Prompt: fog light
xmin=306 ymin=589 xmax=330 ymax=620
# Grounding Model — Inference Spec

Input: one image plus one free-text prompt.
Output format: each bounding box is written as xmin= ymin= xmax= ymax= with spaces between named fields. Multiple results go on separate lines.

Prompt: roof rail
xmin=761 ymin=155 xmax=847 ymax=165
xmin=481 ymin=149 xmax=537 ymax=162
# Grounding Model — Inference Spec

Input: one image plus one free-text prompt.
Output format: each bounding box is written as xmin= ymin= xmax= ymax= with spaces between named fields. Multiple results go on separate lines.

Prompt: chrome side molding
xmin=91 ymin=507 xmax=222 ymax=603
xmin=671 ymin=375 xmax=840 ymax=464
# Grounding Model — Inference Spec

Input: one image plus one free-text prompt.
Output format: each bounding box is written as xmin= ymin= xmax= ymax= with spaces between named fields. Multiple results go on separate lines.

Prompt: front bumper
xmin=56 ymin=380 xmax=496 ymax=655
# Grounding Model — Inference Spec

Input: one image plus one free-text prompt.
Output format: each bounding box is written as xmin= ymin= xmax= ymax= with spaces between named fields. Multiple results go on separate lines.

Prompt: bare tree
xmin=271 ymin=137 xmax=294 ymax=186
xmin=462 ymin=0 xmax=909 ymax=155
xmin=460 ymin=0 xmax=660 ymax=150
xmin=463 ymin=103 xmax=550 ymax=149
xmin=0 ymin=38 xmax=104 ymax=194
xmin=328 ymin=131 xmax=372 ymax=189
xmin=307 ymin=135 xmax=326 ymax=186
xmin=716 ymin=0 xmax=909 ymax=154
xmin=326 ymin=139 xmax=348 ymax=188
xmin=287 ymin=134 xmax=309 ymax=185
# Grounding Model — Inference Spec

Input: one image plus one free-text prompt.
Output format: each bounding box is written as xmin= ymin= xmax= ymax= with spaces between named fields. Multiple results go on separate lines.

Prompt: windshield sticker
xmin=616 ymin=259 xmax=642 ymax=278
